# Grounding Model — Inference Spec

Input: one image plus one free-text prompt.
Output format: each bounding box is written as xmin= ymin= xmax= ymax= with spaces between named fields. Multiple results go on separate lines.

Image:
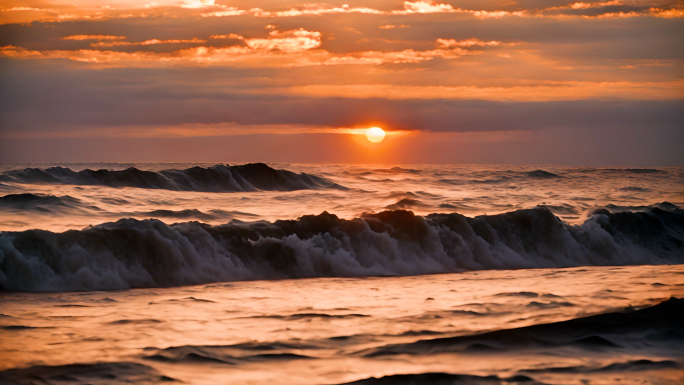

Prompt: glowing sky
xmin=0 ymin=0 xmax=682 ymax=164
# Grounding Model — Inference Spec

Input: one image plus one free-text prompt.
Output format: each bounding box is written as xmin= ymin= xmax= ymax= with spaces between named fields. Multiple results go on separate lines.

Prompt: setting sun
xmin=0 ymin=1 xmax=681 ymax=384
xmin=365 ymin=127 xmax=386 ymax=143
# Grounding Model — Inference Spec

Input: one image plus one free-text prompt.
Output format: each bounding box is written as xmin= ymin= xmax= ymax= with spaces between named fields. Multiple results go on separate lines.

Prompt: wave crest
xmin=1 ymin=205 xmax=682 ymax=292
xmin=0 ymin=163 xmax=344 ymax=192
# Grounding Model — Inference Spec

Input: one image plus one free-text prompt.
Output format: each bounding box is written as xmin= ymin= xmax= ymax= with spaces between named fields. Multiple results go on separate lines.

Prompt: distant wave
xmin=0 ymin=193 xmax=89 ymax=213
xmin=0 ymin=163 xmax=344 ymax=192
xmin=338 ymin=373 xmax=535 ymax=384
xmin=578 ymin=168 xmax=664 ymax=174
xmin=366 ymin=167 xmax=422 ymax=175
xmin=0 ymin=204 xmax=682 ymax=292
xmin=0 ymin=193 xmax=256 ymax=221
xmin=525 ymin=169 xmax=562 ymax=178
xmin=617 ymin=168 xmax=663 ymax=174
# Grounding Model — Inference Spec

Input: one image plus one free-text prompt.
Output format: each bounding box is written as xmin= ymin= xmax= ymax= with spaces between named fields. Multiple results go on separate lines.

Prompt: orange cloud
xmin=181 ymin=0 xmax=215 ymax=9
xmin=0 ymin=122 xmax=417 ymax=139
xmin=570 ymin=1 xmax=622 ymax=9
xmin=241 ymin=28 xmax=322 ymax=53
xmin=209 ymin=34 xmax=243 ymax=39
xmin=322 ymin=47 xmax=473 ymax=65
xmin=649 ymin=7 xmax=684 ymax=18
xmin=2 ymin=1 xmax=682 ymax=24
xmin=62 ymin=35 xmax=126 ymax=40
xmin=0 ymin=30 xmax=487 ymax=67
xmin=435 ymin=38 xmax=506 ymax=48
xmin=90 ymin=38 xmax=206 ymax=47
xmin=3 ymin=7 xmax=58 ymax=12
xmin=401 ymin=1 xmax=455 ymax=13
xmin=286 ymin=81 xmax=684 ymax=102
xmin=395 ymin=1 xmax=525 ymax=18
xmin=200 ymin=7 xmax=248 ymax=17
xmin=378 ymin=24 xmax=410 ymax=29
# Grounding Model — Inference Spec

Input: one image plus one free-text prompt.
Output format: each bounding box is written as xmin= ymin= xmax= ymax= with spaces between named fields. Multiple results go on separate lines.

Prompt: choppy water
xmin=1 ymin=163 xmax=682 ymax=232
xmin=1 ymin=265 xmax=683 ymax=385
xmin=0 ymin=163 xmax=683 ymax=384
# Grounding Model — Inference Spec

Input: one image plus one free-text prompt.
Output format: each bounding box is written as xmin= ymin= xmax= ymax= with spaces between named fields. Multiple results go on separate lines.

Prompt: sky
xmin=0 ymin=0 xmax=682 ymax=165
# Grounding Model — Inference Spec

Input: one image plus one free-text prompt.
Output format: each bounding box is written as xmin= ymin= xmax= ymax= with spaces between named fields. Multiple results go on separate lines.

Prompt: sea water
xmin=0 ymin=163 xmax=683 ymax=384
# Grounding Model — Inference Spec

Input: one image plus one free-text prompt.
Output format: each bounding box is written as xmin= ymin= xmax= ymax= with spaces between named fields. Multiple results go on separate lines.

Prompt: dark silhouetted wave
xmin=358 ymin=297 xmax=684 ymax=357
xmin=526 ymin=169 xmax=562 ymax=178
xmin=0 ymin=193 xmax=89 ymax=213
xmin=145 ymin=344 xmax=314 ymax=365
xmin=0 ymin=362 xmax=176 ymax=384
xmin=0 ymin=163 xmax=344 ymax=192
xmin=620 ymin=168 xmax=663 ymax=174
xmin=0 ymin=204 xmax=682 ymax=291
xmin=338 ymin=372 xmax=532 ymax=385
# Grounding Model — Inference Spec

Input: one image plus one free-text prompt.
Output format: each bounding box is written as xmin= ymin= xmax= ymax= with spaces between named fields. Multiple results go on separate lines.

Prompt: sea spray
xmin=1 ymin=205 xmax=682 ymax=292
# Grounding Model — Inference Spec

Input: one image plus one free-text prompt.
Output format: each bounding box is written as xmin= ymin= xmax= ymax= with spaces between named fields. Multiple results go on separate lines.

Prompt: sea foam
xmin=1 ymin=204 xmax=682 ymax=292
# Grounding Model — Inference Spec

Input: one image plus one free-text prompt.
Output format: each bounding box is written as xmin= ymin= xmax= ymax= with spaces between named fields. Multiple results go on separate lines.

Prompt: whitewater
xmin=1 ymin=163 xmax=683 ymax=384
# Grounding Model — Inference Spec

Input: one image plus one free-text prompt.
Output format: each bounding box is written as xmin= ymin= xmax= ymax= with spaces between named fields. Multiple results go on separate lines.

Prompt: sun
xmin=365 ymin=127 xmax=386 ymax=143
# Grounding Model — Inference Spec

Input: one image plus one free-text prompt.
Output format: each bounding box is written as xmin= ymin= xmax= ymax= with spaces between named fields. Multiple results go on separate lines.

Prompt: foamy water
xmin=0 ymin=163 xmax=683 ymax=384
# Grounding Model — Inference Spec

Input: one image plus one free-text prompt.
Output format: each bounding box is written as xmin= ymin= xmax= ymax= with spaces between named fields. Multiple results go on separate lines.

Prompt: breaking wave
xmin=0 ymin=163 xmax=344 ymax=192
xmin=1 ymin=204 xmax=682 ymax=292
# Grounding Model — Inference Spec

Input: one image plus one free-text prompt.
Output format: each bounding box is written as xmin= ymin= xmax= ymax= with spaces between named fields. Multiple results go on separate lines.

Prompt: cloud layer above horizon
xmin=0 ymin=0 xmax=682 ymax=165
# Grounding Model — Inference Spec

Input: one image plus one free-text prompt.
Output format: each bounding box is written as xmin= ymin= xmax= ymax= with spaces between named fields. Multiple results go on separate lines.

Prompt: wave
xmin=0 ymin=204 xmax=682 ymax=292
xmin=526 ymin=169 xmax=562 ymax=178
xmin=129 ymin=209 xmax=219 ymax=221
xmin=0 ymin=362 xmax=176 ymax=384
xmin=145 ymin=344 xmax=314 ymax=365
xmin=577 ymin=168 xmax=664 ymax=174
xmin=338 ymin=373 xmax=533 ymax=385
xmin=367 ymin=167 xmax=422 ymax=175
xmin=0 ymin=163 xmax=344 ymax=192
xmin=337 ymin=359 xmax=681 ymax=385
xmin=0 ymin=194 xmax=250 ymax=220
xmin=0 ymin=193 xmax=90 ymax=213
xmin=618 ymin=168 xmax=663 ymax=174
xmin=357 ymin=296 xmax=684 ymax=356
xmin=386 ymin=198 xmax=428 ymax=210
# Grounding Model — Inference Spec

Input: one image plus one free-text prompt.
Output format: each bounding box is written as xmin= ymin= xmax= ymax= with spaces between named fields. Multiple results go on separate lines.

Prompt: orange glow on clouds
xmin=1 ymin=1 xmax=681 ymax=25
xmin=0 ymin=0 xmax=681 ymax=165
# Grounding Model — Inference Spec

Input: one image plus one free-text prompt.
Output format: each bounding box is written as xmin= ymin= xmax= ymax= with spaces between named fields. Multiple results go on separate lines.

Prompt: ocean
xmin=0 ymin=163 xmax=683 ymax=384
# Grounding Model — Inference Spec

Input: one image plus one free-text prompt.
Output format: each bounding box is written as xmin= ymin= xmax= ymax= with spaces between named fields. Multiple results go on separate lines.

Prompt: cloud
xmin=0 ymin=1 xmax=681 ymax=165
xmin=254 ymin=4 xmax=384 ymax=17
xmin=0 ymin=30 xmax=491 ymax=67
xmin=90 ymin=37 xmax=206 ymax=47
xmin=394 ymin=1 xmax=526 ymax=17
xmin=3 ymin=1 xmax=680 ymax=24
xmin=181 ymin=0 xmax=214 ymax=8
xmin=62 ymin=35 xmax=126 ymax=41
xmin=378 ymin=24 xmax=410 ymax=29
xmin=435 ymin=38 xmax=505 ymax=48
xmin=2 ymin=7 xmax=58 ymax=12
xmin=649 ymin=7 xmax=684 ymax=18
xmin=241 ymin=28 xmax=321 ymax=53
xmin=401 ymin=1 xmax=456 ymax=13
xmin=200 ymin=7 xmax=248 ymax=17
xmin=286 ymin=81 xmax=684 ymax=102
